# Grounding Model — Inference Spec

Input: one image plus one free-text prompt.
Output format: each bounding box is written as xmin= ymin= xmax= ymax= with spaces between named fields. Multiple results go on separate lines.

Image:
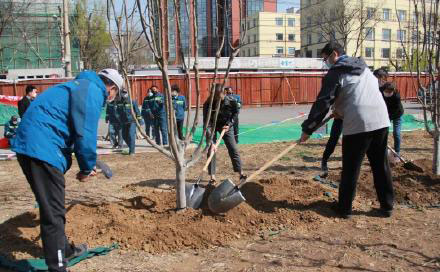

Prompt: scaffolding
xmin=0 ymin=0 xmax=80 ymax=75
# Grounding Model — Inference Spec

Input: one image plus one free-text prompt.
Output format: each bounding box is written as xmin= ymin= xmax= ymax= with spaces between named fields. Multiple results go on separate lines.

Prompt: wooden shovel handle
xmin=238 ymin=114 xmax=334 ymax=188
xmin=387 ymin=145 xmax=406 ymax=163
xmin=203 ymin=128 xmax=227 ymax=172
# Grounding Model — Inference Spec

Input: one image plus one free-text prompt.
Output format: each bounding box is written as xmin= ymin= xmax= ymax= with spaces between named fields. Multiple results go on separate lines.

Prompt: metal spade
xmin=185 ymin=129 xmax=227 ymax=209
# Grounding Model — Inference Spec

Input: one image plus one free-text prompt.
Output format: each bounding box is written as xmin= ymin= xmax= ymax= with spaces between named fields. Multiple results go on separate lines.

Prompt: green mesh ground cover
xmin=191 ymin=114 xmax=428 ymax=145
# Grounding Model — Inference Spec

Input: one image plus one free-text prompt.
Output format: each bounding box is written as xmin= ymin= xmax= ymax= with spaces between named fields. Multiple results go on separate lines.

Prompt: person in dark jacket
xmin=225 ymin=87 xmax=241 ymax=143
xmin=203 ymin=84 xmax=246 ymax=183
xmin=299 ymin=42 xmax=393 ymax=219
xmin=171 ymin=85 xmax=186 ymax=140
xmin=18 ymin=85 xmax=37 ymax=118
xmin=106 ymin=100 xmax=123 ymax=148
xmin=382 ymin=82 xmax=404 ymax=157
xmin=11 ymin=68 xmax=124 ymax=272
xmin=117 ymin=89 xmax=143 ymax=155
xmin=149 ymin=85 xmax=168 ymax=145
xmin=4 ymin=115 xmax=20 ymax=143
xmin=141 ymin=88 xmax=154 ymax=138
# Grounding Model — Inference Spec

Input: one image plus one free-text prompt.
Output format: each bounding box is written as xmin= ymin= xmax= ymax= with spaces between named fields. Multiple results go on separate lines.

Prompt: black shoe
xmin=330 ymin=202 xmax=352 ymax=219
xmin=321 ymin=161 xmax=329 ymax=173
xmin=66 ymin=243 xmax=87 ymax=261
xmin=378 ymin=208 xmax=393 ymax=218
xmin=239 ymin=174 xmax=247 ymax=181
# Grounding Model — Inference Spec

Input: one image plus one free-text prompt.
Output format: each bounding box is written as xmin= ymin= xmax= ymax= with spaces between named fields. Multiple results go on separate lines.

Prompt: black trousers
xmin=17 ymin=154 xmax=74 ymax=272
xmin=322 ymin=119 xmax=343 ymax=164
xmin=339 ymin=127 xmax=394 ymax=214
xmin=176 ymin=119 xmax=184 ymax=140
xmin=207 ymin=127 xmax=242 ymax=175
xmin=233 ymin=116 xmax=239 ymax=143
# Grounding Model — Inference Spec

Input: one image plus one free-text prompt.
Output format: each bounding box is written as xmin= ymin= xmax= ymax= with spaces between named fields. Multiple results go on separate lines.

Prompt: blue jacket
xmin=148 ymin=92 xmax=166 ymax=116
xmin=118 ymin=98 xmax=142 ymax=124
xmin=12 ymin=70 xmax=107 ymax=174
xmin=106 ymin=101 xmax=121 ymax=124
xmin=172 ymin=95 xmax=186 ymax=121
xmin=141 ymin=94 xmax=154 ymax=120
xmin=4 ymin=120 xmax=19 ymax=139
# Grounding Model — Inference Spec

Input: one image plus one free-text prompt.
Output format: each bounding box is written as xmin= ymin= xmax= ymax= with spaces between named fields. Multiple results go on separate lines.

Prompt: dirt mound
xmin=330 ymin=159 xmax=440 ymax=207
xmin=0 ymin=176 xmax=328 ymax=256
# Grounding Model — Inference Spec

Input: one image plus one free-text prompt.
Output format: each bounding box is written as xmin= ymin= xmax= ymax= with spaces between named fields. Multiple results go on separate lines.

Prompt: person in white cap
xmin=11 ymin=69 xmax=123 ymax=272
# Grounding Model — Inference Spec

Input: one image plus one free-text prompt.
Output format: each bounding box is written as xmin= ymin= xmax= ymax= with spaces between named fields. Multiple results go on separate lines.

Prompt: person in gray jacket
xmin=299 ymin=42 xmax=394 ymax=219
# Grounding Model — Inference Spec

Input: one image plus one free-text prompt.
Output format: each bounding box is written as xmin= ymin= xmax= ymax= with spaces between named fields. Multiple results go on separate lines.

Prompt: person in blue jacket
xmin=117 ymin=89 xmax=143 ymax=154
xmin=149 ymin=85 xmax=168 ymax=145
xmin=4 ymin=115 xmax=20 ymax=144
xmin=106 ymin=100 xmax=123 ymax=148
xmin=11 ymin=68 xmax=124 ymax=272
xmin=141 ymin=88 xmax=154 ymax=138
xmin=171 ymin=85 xmax=186 ymax=140
xmin=225 ymin=87 xmax=241 ymax=143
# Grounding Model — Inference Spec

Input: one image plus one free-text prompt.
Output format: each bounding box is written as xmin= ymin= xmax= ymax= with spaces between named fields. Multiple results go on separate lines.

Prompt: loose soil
xmin=0 ymin=129 xmax=439 ymax=271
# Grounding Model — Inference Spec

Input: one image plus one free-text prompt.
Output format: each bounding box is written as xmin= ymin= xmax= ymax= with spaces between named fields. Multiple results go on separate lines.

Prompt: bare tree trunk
xmin=175 ymin=156 xmax=186 ymax=209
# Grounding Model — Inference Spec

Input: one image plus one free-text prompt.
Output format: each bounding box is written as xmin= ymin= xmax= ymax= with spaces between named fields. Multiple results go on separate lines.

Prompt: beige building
xmin=240 ymin=10 xmax=301 ymax=57
xmin=300 ymin=0 xmax=420 ymax=70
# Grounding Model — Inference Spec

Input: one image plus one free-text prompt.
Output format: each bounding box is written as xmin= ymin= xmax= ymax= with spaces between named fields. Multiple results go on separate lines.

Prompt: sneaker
xmin=66 ymin=243 xmax=87 ymax=261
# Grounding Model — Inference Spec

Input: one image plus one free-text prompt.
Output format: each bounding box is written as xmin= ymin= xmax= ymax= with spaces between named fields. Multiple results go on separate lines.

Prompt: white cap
xmin=98 ymin=69 xmax=124 ymax=91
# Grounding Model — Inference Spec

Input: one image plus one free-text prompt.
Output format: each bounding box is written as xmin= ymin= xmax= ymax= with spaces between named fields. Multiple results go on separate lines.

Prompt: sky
xmin=278 ymin=0 xmax=300 ymax=12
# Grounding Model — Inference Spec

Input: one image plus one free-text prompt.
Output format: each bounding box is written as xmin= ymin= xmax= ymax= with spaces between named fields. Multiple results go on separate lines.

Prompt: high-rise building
xmin=240 ymin=10 xmax=301 ymax=57
xmin=165 ymin=0 xmax=277 ymax=63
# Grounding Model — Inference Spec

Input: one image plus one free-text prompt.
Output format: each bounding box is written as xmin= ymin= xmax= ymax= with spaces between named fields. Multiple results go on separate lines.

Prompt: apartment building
xmin=240 ymin=10 xmax=301 ymax=57
xmin=300 ymin=0 xmax=419 ymax=69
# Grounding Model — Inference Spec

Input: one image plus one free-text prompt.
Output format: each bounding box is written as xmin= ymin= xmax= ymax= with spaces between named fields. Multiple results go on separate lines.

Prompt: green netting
xmin=191 ymin=114 xmax=428 ymax=145
xmin=0 ymin=104 xmax=18 ymax=125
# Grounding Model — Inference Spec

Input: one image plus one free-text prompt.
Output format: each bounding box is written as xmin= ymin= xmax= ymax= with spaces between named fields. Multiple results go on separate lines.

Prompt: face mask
xmin=384 ymin=92 xmax=393 ymax=97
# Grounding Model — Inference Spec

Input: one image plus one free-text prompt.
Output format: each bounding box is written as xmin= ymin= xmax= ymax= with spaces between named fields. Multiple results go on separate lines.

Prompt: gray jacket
xmin=302 ymin=56 xmax=390 ymax=136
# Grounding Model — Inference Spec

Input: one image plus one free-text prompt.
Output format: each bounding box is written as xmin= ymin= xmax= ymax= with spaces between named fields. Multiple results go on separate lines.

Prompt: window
xmin=275 ymin=17 xmax=283 ymax=26
xmin=397 ymin=29 xmax=406 ymax=42
xmin=413 ymin=12 xmax=418 ymax=22
xmin=382 ymin=29 xmax=391 ymax=41
xmin=397 ymin=10 xmax=407 ymax=21
xmin=247 ymin=21 xmax=251 ymax=29
xmin=276 ymin=33 xmax=283 ymax=41
xmin=365 ymin=27 xmax=374 ymax=40
xmin=306 ymin=17 xmax=312 ymax=27
xmin=254 ymin=47 xmax=257 ymax=56
xmin=306 ymin=50 xmax=312 ymax=57
xmin=383 ymin=9 xmax=391 ymax=20
xmin=382 ymin=48 xmax=390 ymax=58
xmin=253 ymin=34 xmax=257 ymax=42
xmin=288 ymin=47 xmax=296 ymax=55
xmin=396 ymin=48 xmax=404 ymax=58
xmin=412 ymin=30 xmax=419 ymax=42
xmin=307 ymin=33 xmax=312 ymax=44
xmin=276 ymin=47 xmax=284 ymax=54
xmin=318 ymin=33 xmax=324 ymax=42
xmin=253 ymin=18 xmax=257 ymax=27
xmin=288 ymin=18 xmax=295 ymax=27
xmin=247 ymin=35 xmax=251 ymax=44
xmin=288 ymin=34 xmax=295 ymax=41
xmin=248 ymin=48 xmax=251 ymax=57
xmin=365 ymin=47 xmax=374 ymax=58
xmin=367 ymin=7 xmax=375 ymax=19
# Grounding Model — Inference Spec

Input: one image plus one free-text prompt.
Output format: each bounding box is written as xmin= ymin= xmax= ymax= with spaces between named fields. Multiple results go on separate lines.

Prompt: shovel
xmin=207 ymin=114 xmax=334 ymax=214
xmin=387 ymin=146 xmax=423 ymax=173
xmin=185 ymin=129 xmax=227 ymax=209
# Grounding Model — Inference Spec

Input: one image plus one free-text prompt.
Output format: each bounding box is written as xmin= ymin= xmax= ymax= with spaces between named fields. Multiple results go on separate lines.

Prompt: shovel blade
xmin=185 ymin=183 xmax=205 ymax=209
xmin=208 ymin=179 xmax=246 ymax=214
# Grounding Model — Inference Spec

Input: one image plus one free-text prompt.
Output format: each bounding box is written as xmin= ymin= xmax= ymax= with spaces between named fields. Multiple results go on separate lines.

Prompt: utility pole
xmin=63 ymin=0 xmax=72 ymax=77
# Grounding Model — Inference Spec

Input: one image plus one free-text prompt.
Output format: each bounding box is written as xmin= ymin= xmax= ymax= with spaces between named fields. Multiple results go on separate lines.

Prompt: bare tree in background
xmin=410 ymin=0 xmax=440 ymax=174
xmin=307 ymin=0 xmax=382 ymax=55
xmin=107 ymin=0 xmax=247 ymax=209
